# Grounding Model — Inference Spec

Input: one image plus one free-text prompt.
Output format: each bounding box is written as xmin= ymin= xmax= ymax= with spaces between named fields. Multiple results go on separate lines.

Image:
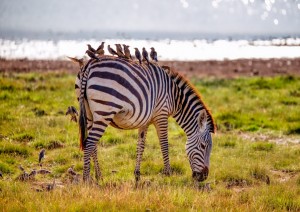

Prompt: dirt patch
xmin=239 ymin=132 xmax=300 ymax=145
xmin=1 ymin=58 xmax=300 ymax=79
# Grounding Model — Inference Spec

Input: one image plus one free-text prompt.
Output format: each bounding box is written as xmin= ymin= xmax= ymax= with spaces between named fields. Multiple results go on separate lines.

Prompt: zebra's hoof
xmin=134 ymin=170 xmax=140 ymax=181
xmin=162 ymin=168 xmax=172 ymax=176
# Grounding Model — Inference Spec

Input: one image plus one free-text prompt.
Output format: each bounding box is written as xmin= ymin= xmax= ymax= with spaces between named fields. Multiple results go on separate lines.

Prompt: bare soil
xmin=0 ymin=58 xmax=299 ymax=78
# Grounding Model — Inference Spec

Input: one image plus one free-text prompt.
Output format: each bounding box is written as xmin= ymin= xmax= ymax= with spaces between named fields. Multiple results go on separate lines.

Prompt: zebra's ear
xmin=198 ymin=109 xmax=207 ymax=133
xmin=67 ymin=56 xmax=84 ymax=68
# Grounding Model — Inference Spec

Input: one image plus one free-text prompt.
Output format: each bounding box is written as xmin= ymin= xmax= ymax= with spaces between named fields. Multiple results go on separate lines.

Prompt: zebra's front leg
xmin=134 ymin=125 xmax=149 ymax=182
xmin=154 ymin=116 xmax=171 ymax=176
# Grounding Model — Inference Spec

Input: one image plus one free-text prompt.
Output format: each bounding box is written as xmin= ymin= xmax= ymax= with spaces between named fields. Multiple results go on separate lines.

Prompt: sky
xmin=0 ymin=0 xmax=300 ymax=39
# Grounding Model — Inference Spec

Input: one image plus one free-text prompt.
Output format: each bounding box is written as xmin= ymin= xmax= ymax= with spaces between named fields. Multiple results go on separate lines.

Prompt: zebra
xmin=69 ymin=54 xmax=215 ymax=183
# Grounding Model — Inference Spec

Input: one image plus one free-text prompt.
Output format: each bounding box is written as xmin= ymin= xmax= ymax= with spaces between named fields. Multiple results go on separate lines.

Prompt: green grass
xmin=0 ymin=72 xmax=300 ymax=211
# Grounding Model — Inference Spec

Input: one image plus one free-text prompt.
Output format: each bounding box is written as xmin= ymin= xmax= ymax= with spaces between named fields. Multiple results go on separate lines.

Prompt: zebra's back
xmin=84 ymin=57 xmax=168 ymax=129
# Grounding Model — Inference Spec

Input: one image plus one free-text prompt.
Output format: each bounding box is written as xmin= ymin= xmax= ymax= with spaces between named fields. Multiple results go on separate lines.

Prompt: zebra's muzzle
xmin=192 ymin=166 xmax=209 ymax=182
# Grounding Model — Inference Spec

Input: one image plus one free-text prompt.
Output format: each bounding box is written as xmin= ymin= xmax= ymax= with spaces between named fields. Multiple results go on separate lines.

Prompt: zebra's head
xmin=187 ymin=109 xmax=213 ymax=182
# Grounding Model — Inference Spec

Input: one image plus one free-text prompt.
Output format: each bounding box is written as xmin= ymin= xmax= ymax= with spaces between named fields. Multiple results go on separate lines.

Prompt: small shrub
xmin=32 ymin=140 xmax=64 ymax=150
xmin=13 ymin=133 xmax=34 ymax=142
xmin=218 ymin=140 xmax=236 ymax=148
xmin=250 ymin=166 xmax=270 ymax=184
xmin=251 ymin=142 xmax=274 ymax=151
xmin=0 ymin=143 xmax=31 ymax=157
xmin=105 ymin=136 xmax=124 ymax=145
xmin=287 ymin=126 xmax=300 ymax=135
xmin=32 ymin=108 xmax=47 ymax=117
xmin=170 ymin=163 xmax=186 ymax=175
xmin=0 ymin=162 xmax=14 ymax=174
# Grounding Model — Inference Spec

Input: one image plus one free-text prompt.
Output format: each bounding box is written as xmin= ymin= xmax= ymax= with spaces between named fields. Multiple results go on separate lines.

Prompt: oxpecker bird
xmin=86 ymin=50 xmax=99 ymax=60
xmin=150 ymin=47 xmax=158 ymax=62
xmin=115 ymin=44 xmax=125 ymax=58
xmin=108 ymin=45 xmax=118 ymax=56
xmin=66 ymin=106 xmax=78 ymax=122
xmin=39 ymin=149 xmax=45 ymax=163
xmin=96 ymin=42 xmax=105 ymax=55
xmin=134 ymin=48 xmax=142 ymax=65
xmin=87 ymin=44 xmax=96 ymax=53
xmin=142 ymin=47 xmax=150 ymax=64
xmin=123 ymin=45 xmax=132 ymax=59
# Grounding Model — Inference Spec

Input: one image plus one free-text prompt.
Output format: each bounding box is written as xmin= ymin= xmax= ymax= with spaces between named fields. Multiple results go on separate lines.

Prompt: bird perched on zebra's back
xmin=96 ymin=42 xmax=105 ymax=55
xmin=86 ymin=50 xmax=99 ymax=60
xmin=115 ymin=44 xmax=125 ymax=58
xmin=87 ymin=44 xmax=96 ymax=53
xmin=66 ymin=106 xmax=78 ymax=122
xmin=134 ymin=48 xmax=142 ymax=65
xmin=150 ymin=47 xmax=158 ymax=62
xmin=107 ymin=45 xmax=118 ymax=56
xmin=39 ymin=149 xmax=45 ymax=164
xmin=142 ymin=47 xmax=150 ymax=64
xmin=123 ymin=44 xmax=132 ymax=60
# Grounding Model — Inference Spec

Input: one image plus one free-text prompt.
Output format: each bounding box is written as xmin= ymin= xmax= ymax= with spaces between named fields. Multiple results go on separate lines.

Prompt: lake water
xmin=1 ymin=37 xmax=299 ymax=61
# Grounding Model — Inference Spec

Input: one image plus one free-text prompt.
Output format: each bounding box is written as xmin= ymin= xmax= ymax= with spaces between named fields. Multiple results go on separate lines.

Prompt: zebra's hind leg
xmin=86 ymin=117 xmax=101 ymax=182
xmin=83 ymin=119 xmax=110 ymax=183
xmin=134 ymin=125 xmax=149 ymax=182
xmin=91 ymin=146 xmax=102 ymax=182
xmin=154 ymin=115 xmax=171 ymax=176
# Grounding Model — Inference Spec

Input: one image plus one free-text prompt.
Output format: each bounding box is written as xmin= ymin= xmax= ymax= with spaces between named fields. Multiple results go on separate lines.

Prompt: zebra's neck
xmin=169 ymin=71 xmax=215 ymax=135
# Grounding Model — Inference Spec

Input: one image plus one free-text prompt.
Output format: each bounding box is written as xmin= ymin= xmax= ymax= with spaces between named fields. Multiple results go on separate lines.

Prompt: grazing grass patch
xmin=0 ymin=72 xmax=299 ymax=211
xmin=251 ymin=142 xmax=274 ymax=151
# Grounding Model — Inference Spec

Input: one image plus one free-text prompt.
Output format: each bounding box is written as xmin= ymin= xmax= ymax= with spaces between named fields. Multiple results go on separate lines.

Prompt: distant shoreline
xmin=1 ymin=58 xmax=299 ymax=79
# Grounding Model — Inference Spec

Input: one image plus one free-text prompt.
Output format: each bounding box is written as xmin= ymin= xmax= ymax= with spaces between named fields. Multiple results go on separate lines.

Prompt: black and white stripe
xmin=75 ymin=55 xmax=215 ymax=182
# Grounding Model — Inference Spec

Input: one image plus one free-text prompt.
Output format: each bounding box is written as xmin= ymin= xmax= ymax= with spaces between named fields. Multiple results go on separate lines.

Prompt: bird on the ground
xmin=115 ymin=44 xmax=125 ymax=58
xmin=45 ymin=179 xmax=56 ymax=191
xmin=96 ymin=42 xmax=105 ymax=55
xmin=67 ymin=165 xmax=77 ymax=176
xmin=87 ymin=44 xmax=96 ymax=53
xmin=142 ymin=47 xmax=150 ymax=64
xmin=150 ymin=47 xmax=158 ymax=62
xmin=123 ymin=45 xmax=132 ymax=59
xmin=18 ymin=165 xmax=25 ymax=172
xmin=134 ymin=48 xmax=142 ymax=65
xmin=18 ymin=172 xmax=29 ymax=181
xmin=85 ymin=50 xmax=99 ymax=60
xmin=37 ymin=169 xmax=52 ymax=175
xmin=65 ymin=106 xmax=78 ymax=122
xmin=0 ymin=171 xmax=3 ymax=178
xmin=39 ymin=149 xmax=45 ymax=164
xmin=28 ymin=169 xmax=37 ymax=179
xmin=107 ymin=45 xmax=118 ymax=56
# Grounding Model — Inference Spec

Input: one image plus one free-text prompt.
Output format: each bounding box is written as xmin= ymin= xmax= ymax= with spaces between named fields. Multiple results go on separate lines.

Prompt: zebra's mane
xmin=164 ymin=67 xmax=216 ymax=133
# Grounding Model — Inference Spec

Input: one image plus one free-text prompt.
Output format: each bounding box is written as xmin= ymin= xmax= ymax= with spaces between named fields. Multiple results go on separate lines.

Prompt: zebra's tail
xmin=79 ymin=99 xmax=87 ymax=150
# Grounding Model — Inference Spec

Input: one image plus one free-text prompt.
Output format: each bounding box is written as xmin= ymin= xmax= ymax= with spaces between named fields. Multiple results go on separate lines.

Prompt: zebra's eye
xmin=200 ymin=143 xmax=206 ymax=149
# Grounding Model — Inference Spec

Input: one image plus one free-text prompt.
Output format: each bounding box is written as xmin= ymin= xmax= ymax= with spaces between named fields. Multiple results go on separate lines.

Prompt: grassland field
xmin=0 ymin=71 xmax=300 ymax=211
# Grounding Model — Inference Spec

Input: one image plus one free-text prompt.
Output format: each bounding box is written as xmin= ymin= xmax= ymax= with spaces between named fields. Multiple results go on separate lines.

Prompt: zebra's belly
xmin=111 ymin=110 xmax=151 ymax=129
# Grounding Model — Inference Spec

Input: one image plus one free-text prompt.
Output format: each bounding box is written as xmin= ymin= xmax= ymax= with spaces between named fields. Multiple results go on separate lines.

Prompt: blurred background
xmin=0 ymin=0 xmax=300 ymax=60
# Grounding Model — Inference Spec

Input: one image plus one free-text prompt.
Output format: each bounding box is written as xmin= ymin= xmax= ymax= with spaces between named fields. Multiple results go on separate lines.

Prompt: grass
xmin=0 ymin=72 xmax=300 ymax=211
